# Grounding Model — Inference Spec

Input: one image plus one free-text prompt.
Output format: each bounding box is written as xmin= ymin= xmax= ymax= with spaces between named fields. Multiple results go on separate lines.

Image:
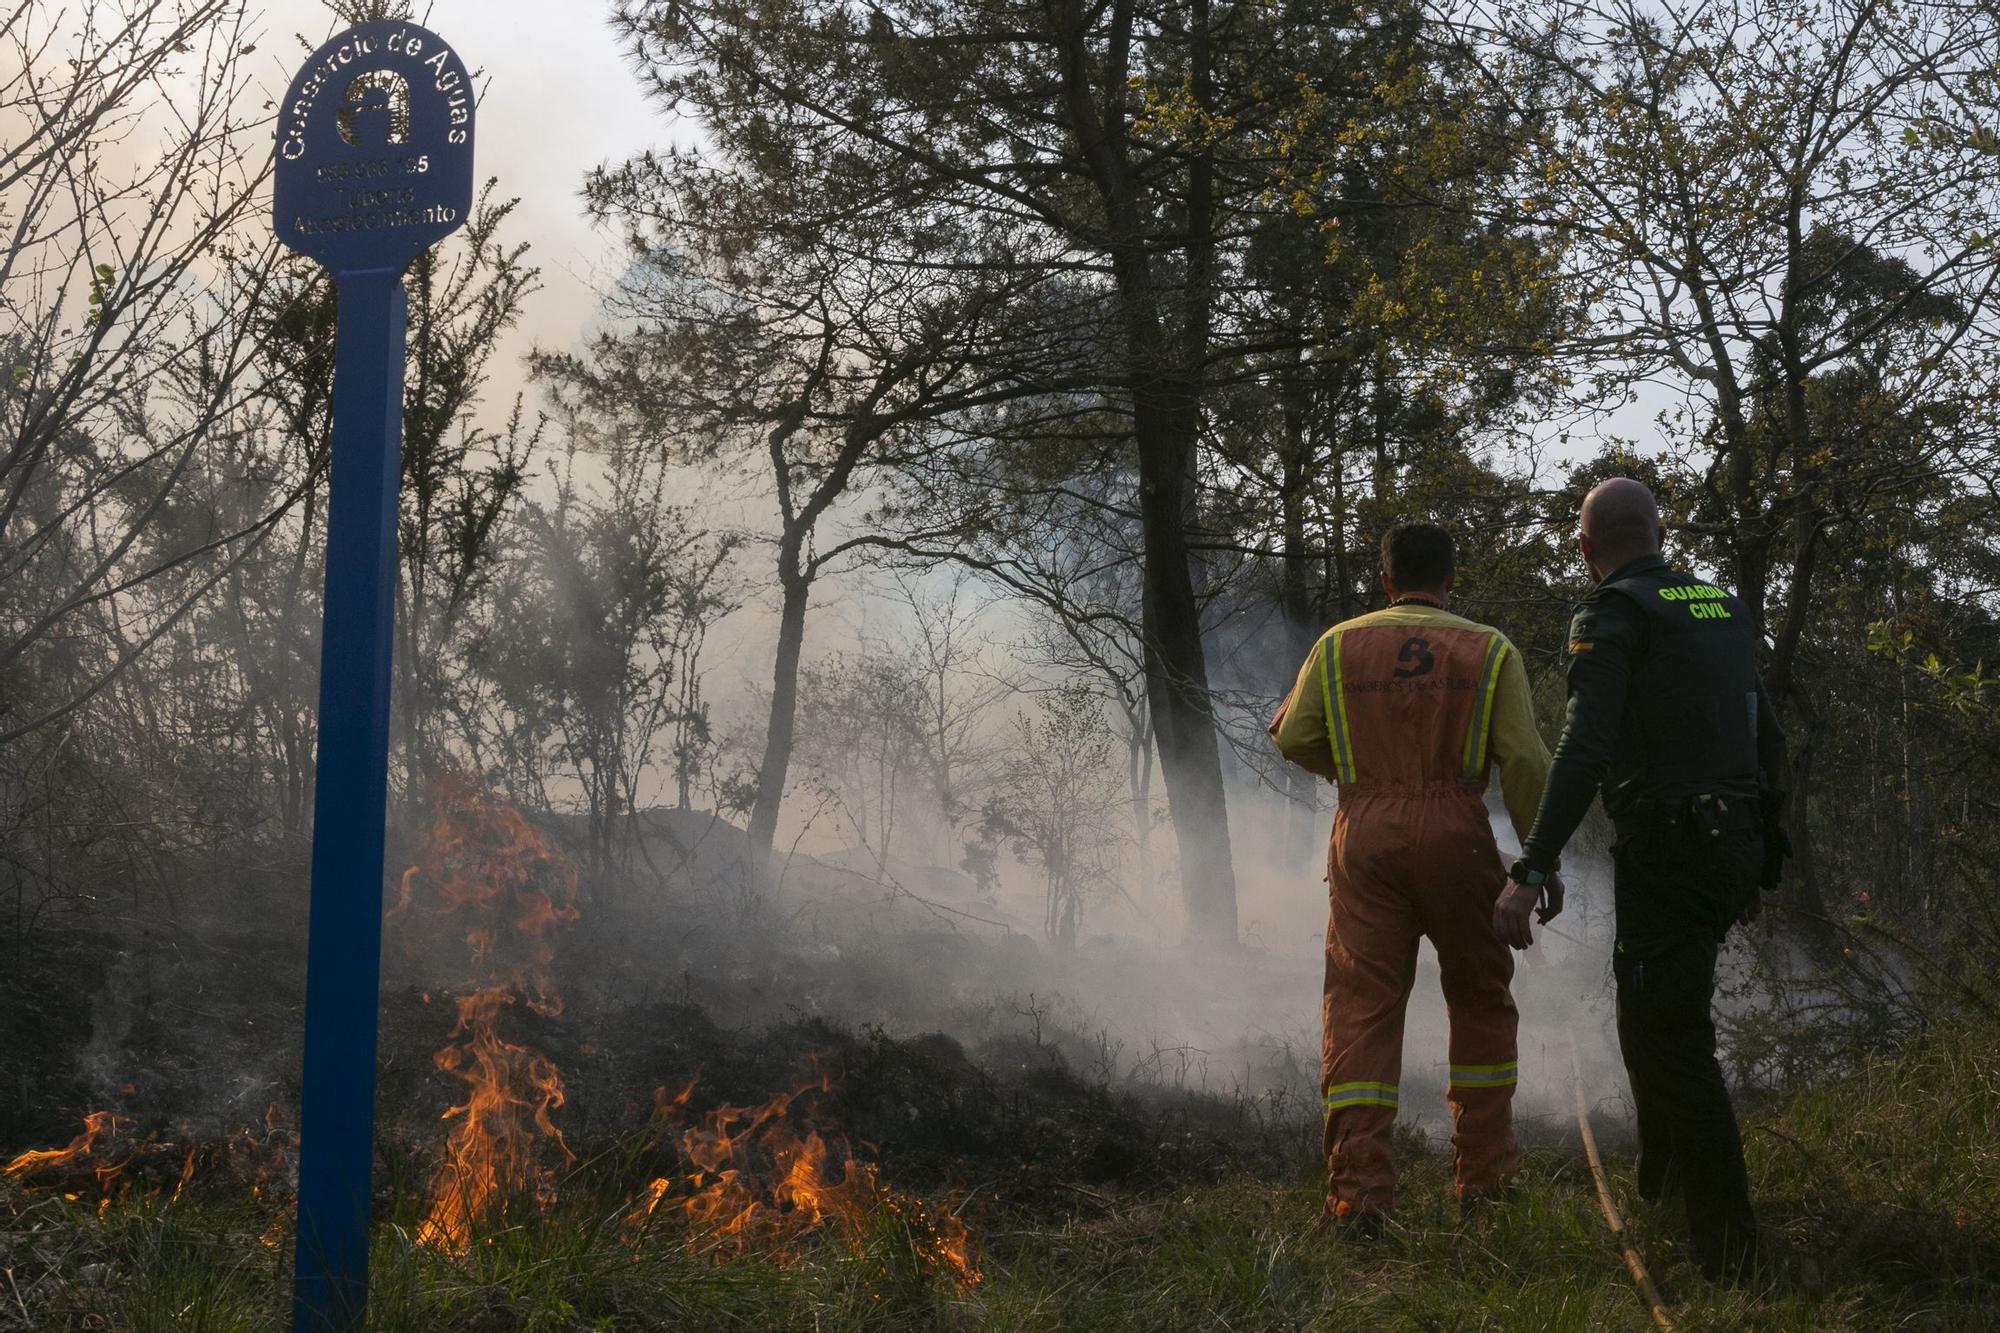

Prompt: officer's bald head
xmin=1579 ymin=478 xmax=1664 ymax=577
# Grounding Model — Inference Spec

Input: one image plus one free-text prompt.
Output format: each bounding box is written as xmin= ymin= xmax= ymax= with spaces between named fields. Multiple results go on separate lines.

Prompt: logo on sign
xmin=273 ymin=21 xmax=476 ymax=273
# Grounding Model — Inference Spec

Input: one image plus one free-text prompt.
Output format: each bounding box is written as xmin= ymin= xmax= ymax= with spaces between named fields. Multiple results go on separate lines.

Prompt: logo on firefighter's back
xmin=1393 ymin=637 xmax=1437 ymax=679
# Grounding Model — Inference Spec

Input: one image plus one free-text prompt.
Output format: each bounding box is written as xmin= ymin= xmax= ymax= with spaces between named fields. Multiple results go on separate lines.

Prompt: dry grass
xmin=4 ymin=1020 xmax=1997 ymax=1331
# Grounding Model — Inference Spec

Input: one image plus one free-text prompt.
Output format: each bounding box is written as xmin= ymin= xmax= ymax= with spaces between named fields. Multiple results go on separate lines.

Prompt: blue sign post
xmin=273 ymin=22 xmax=474 ymax=1332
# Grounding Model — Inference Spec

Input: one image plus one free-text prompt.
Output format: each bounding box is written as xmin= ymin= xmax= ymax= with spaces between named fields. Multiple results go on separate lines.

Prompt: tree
xmin=609 ymin=0 xmax=1559 ymax=941
xmin=551 ymin=133 xmax=1040 ymax=874
xmin=0 ymin=1 xmax=300 ymax=952
xmin=0 ymin=1 xmax=284 ymax=745
xmin=480 ymin=424 xmax=740 ymax=885
xmin=792 ymin=650 xmax=930 ymax=863
xmin=1459 ymin=0 xmax=2000 ymax=910
xmin=983 ymin=685 xmax=1127 ymax=948
xmin=393 ymin=186 xmax=541 ymax=782
xmin=608 ymin=0 xmax=1256 ymax=934
xmin=180 ymin=187 xmax=540 ymax=836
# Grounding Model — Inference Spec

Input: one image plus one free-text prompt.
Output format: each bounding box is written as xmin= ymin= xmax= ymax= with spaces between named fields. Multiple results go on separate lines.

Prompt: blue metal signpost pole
xmin=292 ymin=269 xmax=408 ymax=1332
xmin=274 ymin=20 xmax=476 ymax=1330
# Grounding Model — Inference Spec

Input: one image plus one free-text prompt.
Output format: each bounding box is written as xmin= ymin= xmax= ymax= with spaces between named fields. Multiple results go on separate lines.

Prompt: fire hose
xmin=1532 ymin=914 xmax=1674 ymax=1328
xmin=1569 ymin=1041 xmax=1675 ymax=1331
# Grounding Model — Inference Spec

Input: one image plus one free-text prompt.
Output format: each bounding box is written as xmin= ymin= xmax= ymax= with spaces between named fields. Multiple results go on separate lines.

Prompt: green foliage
xmin=1452 ymin=0 xmax=2000 ymax=928
xmin=1745 ymin=1021 xmax=2000 ymax=1314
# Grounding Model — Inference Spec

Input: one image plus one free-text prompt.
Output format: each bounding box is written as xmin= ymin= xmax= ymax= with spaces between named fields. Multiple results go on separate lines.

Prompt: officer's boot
xmin=1635 ymin=1145 xmax=1681 ymax=1206
xmin=1695 ymin=1218 xmax=1764 ymax=1285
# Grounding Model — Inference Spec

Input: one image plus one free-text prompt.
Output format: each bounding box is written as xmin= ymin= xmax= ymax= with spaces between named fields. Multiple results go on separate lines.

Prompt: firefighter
xmin=1505 ymin=477 xmax=1788 ymax=1282
xmin=1270 ymin=523 xmax=1558 ymax=1235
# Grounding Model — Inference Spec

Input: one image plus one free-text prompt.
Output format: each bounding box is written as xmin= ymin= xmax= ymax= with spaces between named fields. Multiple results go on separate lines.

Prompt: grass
xmin=5 ymin=1027 xmax=1999 ymax=1332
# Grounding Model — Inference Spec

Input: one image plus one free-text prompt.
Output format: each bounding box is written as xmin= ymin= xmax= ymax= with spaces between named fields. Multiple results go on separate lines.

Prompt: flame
xmin=635 ymin=1176 xmax=672 ymax=1216
xmin=4 ymin=1102 xmax=301 ymax=1224
xmin=628 ymin=1072 xmax=979 ymax=1287
xmin=399 ymin=775 xmax=580 ymax=1254
xmin=4 ymin=1111 xmax=126 ymax=1179
xmin=416 ymin=986 xmax=575 ymax=1252
xmin=170 ymin=1147 xmax=197 ymax=1204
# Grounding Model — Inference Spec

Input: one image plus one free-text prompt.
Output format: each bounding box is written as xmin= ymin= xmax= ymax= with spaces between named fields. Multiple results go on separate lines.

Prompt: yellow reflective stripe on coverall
xmin=1460 ymin=634 xmax=1510 ymax=780
xmin=1323 ymin=1081 xmax=1400 ymax=1111
xmin=1448 ymin=1062 xmax=1521 ymax=1089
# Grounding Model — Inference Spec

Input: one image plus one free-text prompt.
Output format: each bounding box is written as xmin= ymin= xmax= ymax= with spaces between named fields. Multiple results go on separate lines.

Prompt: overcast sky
xmin=258 ymin=1 xmax=674 ymax=372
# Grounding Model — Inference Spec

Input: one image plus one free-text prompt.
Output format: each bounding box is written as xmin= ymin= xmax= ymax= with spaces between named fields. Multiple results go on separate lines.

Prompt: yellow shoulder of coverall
xmin=1268 ymin=604 xmax=1551 ymax=843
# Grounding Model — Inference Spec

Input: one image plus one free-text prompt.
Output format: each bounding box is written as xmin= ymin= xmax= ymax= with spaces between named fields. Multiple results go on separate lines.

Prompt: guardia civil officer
xmin=1499 ymin=478 xmax=1788 ymax=1282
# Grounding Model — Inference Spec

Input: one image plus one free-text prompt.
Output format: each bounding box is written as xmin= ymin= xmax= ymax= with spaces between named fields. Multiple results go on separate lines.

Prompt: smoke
xmin=606 ymin=672 xmax=1632 ymax=1157
xmin=579 ymin=563 xmax=1645 ymax=1151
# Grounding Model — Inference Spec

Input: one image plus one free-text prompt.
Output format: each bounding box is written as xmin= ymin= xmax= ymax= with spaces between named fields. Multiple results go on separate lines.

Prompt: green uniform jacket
xmin=1520 ymin=553 xmax=1787 ymax=874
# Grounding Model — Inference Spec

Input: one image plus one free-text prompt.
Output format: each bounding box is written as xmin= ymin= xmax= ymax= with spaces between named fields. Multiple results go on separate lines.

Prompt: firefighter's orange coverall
xmin=1270 ymin=602 xmax=1550 ymax=1218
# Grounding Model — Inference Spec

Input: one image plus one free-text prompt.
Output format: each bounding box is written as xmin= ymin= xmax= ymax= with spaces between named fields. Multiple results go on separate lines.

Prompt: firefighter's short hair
xmin=1382 ymin=523 xmax=1455 ymax=591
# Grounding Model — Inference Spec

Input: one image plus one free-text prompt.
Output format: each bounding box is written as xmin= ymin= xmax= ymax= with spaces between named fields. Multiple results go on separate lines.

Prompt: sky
xmin=257 ymin=0 xmax=673 ymax=370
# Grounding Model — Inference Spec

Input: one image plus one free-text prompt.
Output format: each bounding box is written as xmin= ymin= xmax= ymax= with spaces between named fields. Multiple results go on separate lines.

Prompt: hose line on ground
xmin=1570 ymin=1043 xmax=1675 ymax=1332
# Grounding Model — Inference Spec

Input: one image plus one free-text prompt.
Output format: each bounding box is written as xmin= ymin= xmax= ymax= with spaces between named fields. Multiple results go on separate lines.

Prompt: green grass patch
xmin=6 ymin=1027 xmax=1999 ymax=1331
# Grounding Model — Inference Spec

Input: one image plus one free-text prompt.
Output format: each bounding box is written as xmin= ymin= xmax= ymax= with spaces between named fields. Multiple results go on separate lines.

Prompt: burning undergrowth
xmin=2 ymin=779 xmax=1313 ymax=1323
xmin=4 ymin=1102 xmax=298 ymax=1236
xmin=373 ymin=775 xmax=987 ymax=1283
xmin=386 ymin=773 xmax=582 ymax=1254
xmin=628 ymin=1066 xmax=979 ymax=1286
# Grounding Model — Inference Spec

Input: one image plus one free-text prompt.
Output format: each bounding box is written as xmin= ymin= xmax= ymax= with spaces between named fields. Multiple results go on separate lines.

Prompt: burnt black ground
xmin=2 ymin=853 xmax=1313 ymax=1216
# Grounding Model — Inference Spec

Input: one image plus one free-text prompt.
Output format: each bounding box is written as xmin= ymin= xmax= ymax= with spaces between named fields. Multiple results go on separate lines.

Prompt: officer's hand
xmin=1494 ymin=880 xmax=1539 ymax=950
xmin=1537 ymin=872 xmax=1566 ymax=925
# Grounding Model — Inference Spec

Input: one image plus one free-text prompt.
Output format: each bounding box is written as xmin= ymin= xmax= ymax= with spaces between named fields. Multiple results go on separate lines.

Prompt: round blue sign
xmin=273 ymin=21 xmax=476 ymax=272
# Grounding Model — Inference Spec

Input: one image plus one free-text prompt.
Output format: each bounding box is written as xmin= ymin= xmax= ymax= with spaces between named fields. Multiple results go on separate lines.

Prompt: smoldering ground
xmin=1 ymin=772 xmax=1641 ymax=1184
xmin=1 ymin=631 xmax=1935 ymax=1333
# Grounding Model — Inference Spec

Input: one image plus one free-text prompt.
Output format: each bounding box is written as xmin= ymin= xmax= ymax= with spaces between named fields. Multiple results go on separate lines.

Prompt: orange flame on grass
xmin=171 ymin=1146 xmax=196 ymax=1204
xmin=416 ymin=986 xmax=574 ymax=1252
xmin=4 ymin=1111 xmax=128 ymax=1179
xmin=400 ymin=775 xmax=580 ymax=1254
xmin=627 ymin=1072 xmax=979 ymax=1287
xmin=6 ymin=1103 xmax=295 ymax=1218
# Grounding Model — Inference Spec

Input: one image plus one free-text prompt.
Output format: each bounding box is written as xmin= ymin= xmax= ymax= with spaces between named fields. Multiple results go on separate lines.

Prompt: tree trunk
xmin=1278 ymin=362 xmax=1313 ymax=625
xmin=745 ymin=541 xmax=810 ymax=870
xmin=1133 ymin=392 xmax=1239 ymax=944
xmin=1784 ymin=730 xmax=1819 ymax=918
xmin=1763 ymin=240 xmax=1831 ymax=924
xmin=1048 ymin=0 xmax=1237 ymax=942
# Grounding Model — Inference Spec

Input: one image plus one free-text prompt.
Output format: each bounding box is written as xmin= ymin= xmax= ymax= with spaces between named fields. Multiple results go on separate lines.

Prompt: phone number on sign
xmin=313 ymin=155 xmax=433 ymax=183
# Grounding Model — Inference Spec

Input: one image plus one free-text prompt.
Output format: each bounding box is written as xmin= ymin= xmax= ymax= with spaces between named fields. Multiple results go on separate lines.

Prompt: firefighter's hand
xmin=1537 ymin=872 xmax=1566 ymax=925
xmin=1494 ymin=880 xmax=1541 ymax=950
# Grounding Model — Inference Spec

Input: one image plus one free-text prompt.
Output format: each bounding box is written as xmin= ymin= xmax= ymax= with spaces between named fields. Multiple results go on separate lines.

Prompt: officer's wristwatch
xmin=1507 ymin=859 xmax=1548 ymax=889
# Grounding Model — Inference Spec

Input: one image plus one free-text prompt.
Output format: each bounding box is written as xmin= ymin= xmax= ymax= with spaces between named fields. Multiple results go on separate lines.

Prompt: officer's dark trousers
xmin=1612 ymin=813 xmax=1762 ymax=1280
